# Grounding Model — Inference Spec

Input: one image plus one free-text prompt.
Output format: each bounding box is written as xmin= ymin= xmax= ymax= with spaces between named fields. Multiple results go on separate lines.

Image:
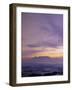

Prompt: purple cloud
xmin=21 ymin=13 xmax=63 ymax=57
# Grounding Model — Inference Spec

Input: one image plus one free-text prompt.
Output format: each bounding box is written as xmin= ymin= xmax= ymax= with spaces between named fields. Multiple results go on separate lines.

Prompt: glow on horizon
xmin=22 ymin=46 xmax=63 ymax=59
xmin=32 ymin=51 xmax=63 ymax=58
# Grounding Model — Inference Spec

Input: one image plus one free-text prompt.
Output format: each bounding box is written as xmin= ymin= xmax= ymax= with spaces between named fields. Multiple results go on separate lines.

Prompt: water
xmin=21 ymin=57 xmax=63 ymax=77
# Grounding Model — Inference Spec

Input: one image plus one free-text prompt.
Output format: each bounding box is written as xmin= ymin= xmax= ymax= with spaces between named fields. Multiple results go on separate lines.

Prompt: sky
xmin=21 ymin=12 xmax=63 ymax=59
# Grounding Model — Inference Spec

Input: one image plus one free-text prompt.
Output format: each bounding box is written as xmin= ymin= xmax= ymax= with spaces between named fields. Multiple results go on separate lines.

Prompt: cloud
xmin=27 ymin=42 xmax=56 ymax=48
xmin=22 ymin=13 xmax=63 ymax=58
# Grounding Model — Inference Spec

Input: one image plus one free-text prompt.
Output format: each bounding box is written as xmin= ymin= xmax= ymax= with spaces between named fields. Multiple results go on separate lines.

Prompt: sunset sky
xmin=21 ymin=13 xmax=63 ymax=59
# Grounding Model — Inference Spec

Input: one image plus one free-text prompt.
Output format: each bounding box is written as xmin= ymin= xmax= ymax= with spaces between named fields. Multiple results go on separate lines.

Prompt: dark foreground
xmin=21 ymin=57 xmax=63 ymax=77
